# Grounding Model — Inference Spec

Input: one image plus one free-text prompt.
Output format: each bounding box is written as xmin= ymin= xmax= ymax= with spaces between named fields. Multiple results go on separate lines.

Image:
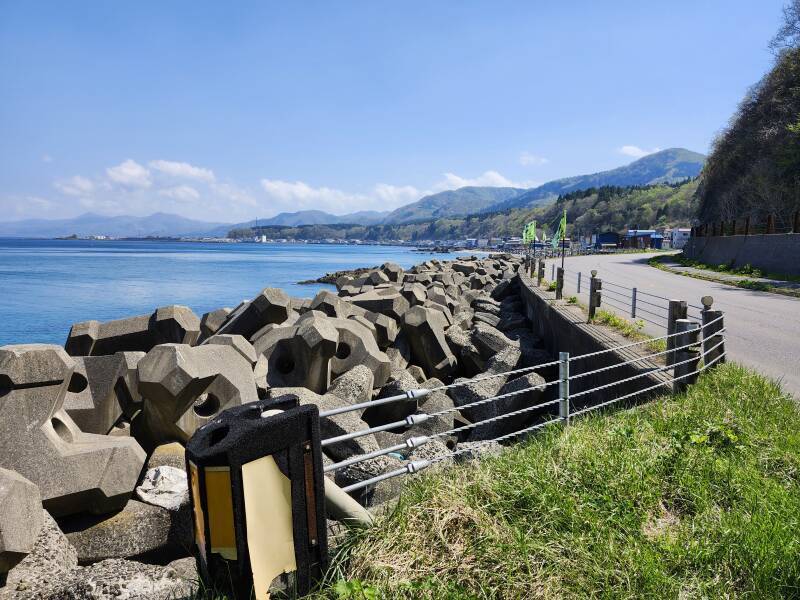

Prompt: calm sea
xmin=0 ymin=239 xmax=462 ymax=346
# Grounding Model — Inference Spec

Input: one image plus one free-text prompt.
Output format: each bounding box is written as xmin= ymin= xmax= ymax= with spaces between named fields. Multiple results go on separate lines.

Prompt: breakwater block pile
xmin=0 ymin=253 xmax=553 ymax=598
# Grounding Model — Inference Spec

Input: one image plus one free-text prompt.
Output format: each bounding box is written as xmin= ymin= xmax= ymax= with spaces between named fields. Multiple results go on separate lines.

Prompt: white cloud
xmin=373 ymin=184 xmax=421 ymax=208
xmin=149 ymin=160 xmax=215 ymax=182
xmin=159 ymin=185 xmax=200 ymax=201
xmin=211 ymin=182 xmax=258 ymax=207
xmin=618 ymin=145 xmax=661 ymax=159
xmin=106 ymin=159 xmax=151 ymax=188
xmin=519 ymin=152 xmax=549 ymax=167
xmin=54 ymin=175 xmax=95 ymax=197
xmin=434 ymin=170 xmax=539 ymax=191
xmin=260 ymin=178 xmax=371 ymax=213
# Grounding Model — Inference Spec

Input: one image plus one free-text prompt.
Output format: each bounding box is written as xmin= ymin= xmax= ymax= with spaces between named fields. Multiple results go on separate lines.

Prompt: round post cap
xmin=701 ymin=295 xmax=714 ymax=308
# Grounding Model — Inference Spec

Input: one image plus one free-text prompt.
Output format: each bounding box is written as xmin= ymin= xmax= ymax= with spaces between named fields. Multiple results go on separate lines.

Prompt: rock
xmin=65 ymin=306 xmax=201 ymax=356
xmin=199 ymin=307 xmax=231 ymax=339
xmin=65 ymin=499 xmax=191 ymax=564
xmin=455 ymin=441 xmax=503 ymax=462
xmin=402 ymin=306 xmax=457 ymax=380
xmin=327 ymin=365 xmax=374 ymax=406
xmin=213 ymin=287 xmax=292 ymax=340
xmin=328 ymin=318 xmax=392 ymax=387
xmin=136 ymin=467 xmax=188 ymax=512
xmin=146 ymin=443 xmax=186 ymax=473
xmin=0 ymin=469 xmax=43 ymax=574
xmin=166 ymin=556 xmax=198 ymax=583
xmin=252 ymin=316 xmax=338 ymax=394
xmin=2 ymin=511 xmax=77 ymax=596
xmin=135 ymin=343 xmax=258 ymax=450
xmin=348 ymin=290 xmax=410 ymax=322
xmin=0 ymin=345 xmax=146 ymax=517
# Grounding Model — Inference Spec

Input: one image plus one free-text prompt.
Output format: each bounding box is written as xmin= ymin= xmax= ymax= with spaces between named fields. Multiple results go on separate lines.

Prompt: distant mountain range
xmin=0 ymin=149 xmax=705 ymax=238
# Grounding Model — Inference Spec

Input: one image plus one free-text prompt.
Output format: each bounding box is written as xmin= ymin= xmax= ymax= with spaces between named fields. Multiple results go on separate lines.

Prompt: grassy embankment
xmin=314 ymin=363 xmax=800 ymax=599
xmin=649 ymin=255 xmax=800 ymax=298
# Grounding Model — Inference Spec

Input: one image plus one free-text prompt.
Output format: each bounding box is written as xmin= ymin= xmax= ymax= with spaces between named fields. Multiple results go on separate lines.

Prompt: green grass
xmin=314 ymin=364 xmax=800 ymax=599
xmin=649 ymin=255 xmax=800 ymax=298
xmin=590 ymin=309 xmax=667 ymax=353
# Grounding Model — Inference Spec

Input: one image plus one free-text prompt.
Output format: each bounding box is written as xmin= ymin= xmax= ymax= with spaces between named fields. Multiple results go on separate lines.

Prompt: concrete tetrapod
xmin=65 ymin=306 xmax=201 ymax=356
xmin=135 ymin=343 xmax=259 ymax=451
xmin=402 ymin=305 xmax=458 ymax=380
xmin=328 ymin=318 xmax=392 ymax=387
xmin=0 ymin=468 xmax=44 ymax=574
xmin=252 ymin=316 xmax=338 ymax=394
xmin=0 ymin=344 xmax=146 ymax=517
xmin=211 ymin=287 xmax=292 ymax=341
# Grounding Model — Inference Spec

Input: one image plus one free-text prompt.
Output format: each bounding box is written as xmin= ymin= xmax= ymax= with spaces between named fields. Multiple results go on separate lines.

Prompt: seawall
xmin=682 ymin=233 xmax=800 ymax=276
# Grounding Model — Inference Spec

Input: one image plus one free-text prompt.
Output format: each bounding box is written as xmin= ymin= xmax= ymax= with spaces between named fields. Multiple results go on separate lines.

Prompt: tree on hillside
xmin=770 ymin=0 xmax=800 ymax=54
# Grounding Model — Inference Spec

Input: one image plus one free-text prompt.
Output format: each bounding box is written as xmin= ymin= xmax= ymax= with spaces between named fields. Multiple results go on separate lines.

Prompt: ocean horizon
xmin=0 ymin=238 xmax=463 ymax=346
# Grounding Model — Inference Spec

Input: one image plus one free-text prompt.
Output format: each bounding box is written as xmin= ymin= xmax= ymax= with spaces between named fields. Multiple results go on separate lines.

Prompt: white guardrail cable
xmin=339 ymin=338 xmax=727 ymax=493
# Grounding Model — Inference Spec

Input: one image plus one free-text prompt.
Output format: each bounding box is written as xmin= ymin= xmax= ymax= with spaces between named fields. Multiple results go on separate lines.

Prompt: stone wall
xmin=682 ymin=233 xmax=800 ymax=276
xmin=516 ymin=272 xmax=670 ymax=411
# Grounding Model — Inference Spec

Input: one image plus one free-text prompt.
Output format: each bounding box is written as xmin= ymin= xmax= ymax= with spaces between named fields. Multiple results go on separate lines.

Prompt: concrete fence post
xmin=794 ymin=210 xmax=800 ymax=234
xmin=537 ymin=260 xmax=545 ymax=287
xmin=588 ymin=270 xmax=602 ymax=321
xmin=551 ymin=263 xmax=556 ymax=281
xmin=556 ymin=267 xmax=564 ymax=300
xmin=767 ymin=214 xmax=775 ymax=234
xmin=701 ymin=296 xmax=726 ymax=367
xmin=631 ymin=287 xmax=637 ymax=319
xmin=559 ymin=352 xmax=570 ymax=425
xmin=673 ymin=319 xmax=701 ymax=393
xmin=666 ymin=299 xmax=688 ymax=367
xmin=744 ymin=216 xmax=750 ymax=236
xmin=577 ymin=271 xmax=582 ymax=294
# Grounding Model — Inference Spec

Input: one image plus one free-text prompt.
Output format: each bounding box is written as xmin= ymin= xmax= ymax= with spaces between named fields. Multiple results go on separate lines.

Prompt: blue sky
xmin=0 ymin=1 xmax=786 ymax=223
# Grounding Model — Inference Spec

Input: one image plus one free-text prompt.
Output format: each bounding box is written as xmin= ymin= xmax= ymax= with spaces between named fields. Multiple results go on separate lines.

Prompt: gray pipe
xmin=324 ymin=477 xmax=374 ymax=527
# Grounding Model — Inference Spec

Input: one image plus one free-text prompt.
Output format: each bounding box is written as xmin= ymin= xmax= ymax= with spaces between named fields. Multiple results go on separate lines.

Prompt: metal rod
xmin=559 ymin=352 xmax=570 ymax=424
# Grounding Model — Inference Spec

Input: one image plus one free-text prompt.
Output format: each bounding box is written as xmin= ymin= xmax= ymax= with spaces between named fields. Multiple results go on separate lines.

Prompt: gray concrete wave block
xmin=471 ymin=321 xmax=519 ymax=360
xmin=62 ymin=353 xmax=142 ymax=435
xmin=1 ymin=511 xmax=77 ymax=595
xmin=65 ymin=306 xmax=201 ymax=356
xmin=135 ymin=343 xmax=258 ymax=450
xmin=380 ymin=262 xmax=404 ymax=283
xmin=145 ymin=442 xmax=186 ymax=473
xmin=400 ymin=282 xmax=427 ymax=307
xmin=0 ymin=469 xmax=43 ymax=574
xmin=362 ymin=368 xmax=419 ymax=426
xmin=310 ymin=290 xmax=354 ymax=319
xmin=365 ymin=270 xmax=390 ymax=286
xmin=213 ymin=287 xmax=292 ymax=340
xmin=199 ymin=307 xmax=231 ymax=339
xmin=401 ymin=306 xmax=457 ymax=380
xmin=0 ymin=345 xmax=146 ymax=517
xmin=362 ymin=311 xmax=398 ymax=349
xmin=65 ymin=499 xmax=192 ymax=564
xmin=473 ymin=311 xmax=501 ymax=328
xmin=203 ymin=334 xmax=258 ymax=367
xmin=252 ymin=316 xmax=338 ymax=394
xmin=270 ymin=387 xmax=378 ymax=462
xmin=348 ymin=289 xmax=410 ymax=322
xmin=327 ymin=365 xmax=374 ymax=406
xmin=445 ymin=325 xmax=485 ymax=376
xmin=328 ymin=318 xmax=391 ymax=387
xmin=473 ymin=298 xmax=501 ymax=316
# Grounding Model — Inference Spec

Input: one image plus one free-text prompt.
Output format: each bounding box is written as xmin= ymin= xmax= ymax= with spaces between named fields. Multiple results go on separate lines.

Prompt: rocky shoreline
xmin=0 ymin=252 xmax=553 ymax=599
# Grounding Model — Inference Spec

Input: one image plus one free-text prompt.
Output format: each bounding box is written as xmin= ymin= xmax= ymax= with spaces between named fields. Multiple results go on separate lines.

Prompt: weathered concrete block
xmin=310 ymin=290 xmax=354 ymax=319
xmin=65 ymin=498 xmax=191 ymax=564
xmin=203 ymin=334 xmax=259 ymax=367
xmin=380 ymin=262 xmax=404 ymax=283
xmin=362 ymin=311 xmax=398 ymax=349
xmin=199 ymin=307 xmax=231 ymax=339
xmin=62 ymin=354 xmax=130 ymax=435
xmin=327 ymin=365 xmax=374 ymax=406
xmin=471 ymin=321 xmax=519 ymax=359
xmin=213 ymin=287 xmax=291 ymax=340
xmin=65 ymin=306 xmax=201 ymax=356
xmin=400 ymin=282 xmax=427 ymax=307
xmin=146 ymin=442 xmax=186 ymax=473
xmin=362 ymin=368 xmax=419 ymax=426
xmin=0 ymin=469 xmax=43 ymax=574
xmin=402 ymin=306 xmax=457 ymax=380
xmin=0 ymin=345 xmax=146 ymax=517
xmin=349 ymin=289 xmax=410 ymax=322
xmin=329 ymin=318 xmax=391 ymax=387
xmin=253 ymin=316 xmax=338 ymax=394
xmin=365 ymin=270 xmax=390 ymax=286
xmin=473 ymin=311 xmax=501 ymax=328
xmin=2 ymin=511 xmax=77 ymax=594
xmin=135 ymin=343 xmax=258 ymax=450
xmin=445 ymin=325 xmax=485 ymax=376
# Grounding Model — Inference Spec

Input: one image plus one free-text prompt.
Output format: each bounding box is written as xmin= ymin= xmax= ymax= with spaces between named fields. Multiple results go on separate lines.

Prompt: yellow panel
xmin=204 ymin=466 xmax=237 ymax=560
xmin=189 ymin=462 xmax=206 ymax=558
xmin=242 ymin=454 xmax=296 ymax=600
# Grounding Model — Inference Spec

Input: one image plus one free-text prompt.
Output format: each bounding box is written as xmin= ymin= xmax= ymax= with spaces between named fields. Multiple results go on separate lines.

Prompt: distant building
xmin=591 ymin=232 xmax=621 ymax=249
xmin=477 ymin=238 xmax=489 ymax=248
xmin=670 ymin=228 xmax=692 ymax=249
xmin=623 ymin=229 xmax=663 ymax=249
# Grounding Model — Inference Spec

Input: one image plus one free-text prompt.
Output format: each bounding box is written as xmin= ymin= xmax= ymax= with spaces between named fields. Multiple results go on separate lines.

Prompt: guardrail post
xmin=767 ymin=214 xmax=775 ymax=234
xmin=537 ymin=259 xmax=545 ymax=286
xmin=666 ymin=299 xmax=687 ymax=367
xmin=559 ymin=351 xmax=570 ymax=424
xmin=556 ymin=267 xmax=564 ymax=299
xmin=631 ymin=287 xmax=637 ymax=319
xmin=577 ymin=271 xmax=582 ymax=294
xmin=700 ymin=296 xmax=726 ymax=367
xmin=588 ymin=270 xmax=602 ymax=321
xmin=551 ymin=263 xmax=555 ymax=281
xmin=673 ymin=319 xmax=701 ymax=393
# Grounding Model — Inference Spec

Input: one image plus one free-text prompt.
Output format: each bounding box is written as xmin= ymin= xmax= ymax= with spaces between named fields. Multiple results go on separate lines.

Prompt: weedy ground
xmin=312 ymin=364 xmax=800 ymax=599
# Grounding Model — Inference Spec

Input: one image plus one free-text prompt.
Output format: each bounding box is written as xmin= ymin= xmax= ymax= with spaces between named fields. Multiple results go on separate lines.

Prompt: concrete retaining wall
xmin=516 ymin=272 xmax=670 ymax=412
xmin=682 ymin=233 xmax=800 ymax=276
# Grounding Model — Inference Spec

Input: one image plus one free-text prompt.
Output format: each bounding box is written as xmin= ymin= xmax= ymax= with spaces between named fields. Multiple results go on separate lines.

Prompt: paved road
xmin=544 ymin=252 xmax=800 ymax=397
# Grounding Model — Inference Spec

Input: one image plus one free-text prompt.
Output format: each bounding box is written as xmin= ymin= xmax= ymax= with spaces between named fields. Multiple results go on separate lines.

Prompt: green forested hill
xmin=239 ymin=179 xmax=698 ymax=241
xmin=697 ymin=20 xmax=800 ymax=227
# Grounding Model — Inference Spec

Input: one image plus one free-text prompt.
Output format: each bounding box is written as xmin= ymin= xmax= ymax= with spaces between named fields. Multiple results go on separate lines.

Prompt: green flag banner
xmin=551 ymin=209 xmax=567 ymax=250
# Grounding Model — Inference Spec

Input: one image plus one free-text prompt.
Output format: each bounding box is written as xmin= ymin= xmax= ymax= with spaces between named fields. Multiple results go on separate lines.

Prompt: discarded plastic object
xmin=185 ymin=397 xmax=327 ymax=600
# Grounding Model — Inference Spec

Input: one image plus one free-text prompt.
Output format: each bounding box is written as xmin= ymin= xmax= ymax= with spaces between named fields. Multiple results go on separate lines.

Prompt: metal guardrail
xmin=326 ymin=311 xmax=726 ymax=494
